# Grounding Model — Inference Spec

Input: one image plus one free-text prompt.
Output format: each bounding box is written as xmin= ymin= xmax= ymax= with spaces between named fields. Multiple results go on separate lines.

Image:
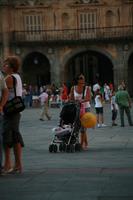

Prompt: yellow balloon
xmin=80 ymin=112 xmax=97 ymax=128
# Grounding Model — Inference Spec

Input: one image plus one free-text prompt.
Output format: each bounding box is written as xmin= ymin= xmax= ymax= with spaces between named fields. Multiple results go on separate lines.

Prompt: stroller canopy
xmin=60 ymin=102 xmax=78 ymax=124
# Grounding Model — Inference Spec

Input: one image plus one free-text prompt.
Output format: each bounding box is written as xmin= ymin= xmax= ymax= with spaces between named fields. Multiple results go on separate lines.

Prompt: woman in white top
xmin=2 ymin=56 xmax=24 ymax=174
xmin=94 ymin=89 xmax=106 ymax=128
xmin=69 ymin=74 xmax=91 ymax=150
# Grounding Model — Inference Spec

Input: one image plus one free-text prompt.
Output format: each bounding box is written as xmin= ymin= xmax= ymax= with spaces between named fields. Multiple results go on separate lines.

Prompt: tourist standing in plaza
xmin=0 ymin=71 xmax=8 ymax=175
xmin=2 ymin=56 xmax=24 ymax=174
xmin=110 ymin=90 xmax=118 ymax=126
xmin=115 ymin=85 xmax=133 ymax=127
xmin=94 ymin=89 xmax=107 ymax=128
xmin=69 ymin=74 xmax=91 ymax=150
xmin=39 ymin=88 xmax=51 ymax=121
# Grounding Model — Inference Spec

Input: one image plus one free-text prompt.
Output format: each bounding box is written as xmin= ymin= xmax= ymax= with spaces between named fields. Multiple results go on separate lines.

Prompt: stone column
xmin=113 ymin=51 xmax=128 ymax=89
xmin=1 ymin=5 xmax=11 ymax=59
xmin=50 ymin=51 xmax=61 ymax=87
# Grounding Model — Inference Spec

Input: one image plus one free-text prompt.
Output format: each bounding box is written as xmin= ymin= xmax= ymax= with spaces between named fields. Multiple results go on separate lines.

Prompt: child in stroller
xmin=49 ymin=102 xmax=81 ymax=152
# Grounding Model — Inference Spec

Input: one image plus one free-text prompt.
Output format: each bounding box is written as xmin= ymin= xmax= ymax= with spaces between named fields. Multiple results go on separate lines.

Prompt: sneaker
xmin=112 ymin=123 xmax=117 ymax=126
xmin=83 ymin=146 xmax=89 ymax=151
xmin=97 ymin=124 xmax=101 ymax=128
xmin=39 ymin=118 xmax=44 ymax=121
xmin=3 ymin=168 xmax=14 ymax=174
xmin=101 ymin=124 xmax=107 ymax=127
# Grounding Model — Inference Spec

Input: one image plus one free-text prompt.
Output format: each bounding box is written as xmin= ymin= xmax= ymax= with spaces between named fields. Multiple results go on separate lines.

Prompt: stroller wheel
xmin=70 ymin=144 xmax=75 ymax=153
xmin=62 ymin=143 xmax=66 ymax=152
xmin=59 ymin=143 xmax=63 ymax=152
xmin=75 ymin=143 xmax=81 ymax=152
xmin=49 ymin=144 xmax=54 ymax=153
xmin=66 ymin=145 xmax=71 ymax=153
xmin=53 ymin=144 xmax=58 ymax=153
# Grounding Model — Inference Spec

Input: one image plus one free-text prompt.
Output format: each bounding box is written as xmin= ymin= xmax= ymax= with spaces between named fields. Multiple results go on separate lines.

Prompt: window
xmin=79 ymin=11 xmax=97 ymax=38
xmin=62 ymin=13 xmax=69 ymax=29
xmin=106 ymin=10 xmax=114 ymax=27
xmin=23 ymin=14 xmax=43 ymax=40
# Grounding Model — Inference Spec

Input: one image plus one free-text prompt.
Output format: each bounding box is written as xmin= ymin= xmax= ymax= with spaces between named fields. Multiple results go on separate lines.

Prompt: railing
xmin=12 ymin=26 xmax=133 ymax=44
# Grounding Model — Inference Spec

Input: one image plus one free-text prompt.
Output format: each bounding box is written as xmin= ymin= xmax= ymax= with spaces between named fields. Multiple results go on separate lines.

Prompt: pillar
xmin=1 ymin=5 xmax=11 ymax=59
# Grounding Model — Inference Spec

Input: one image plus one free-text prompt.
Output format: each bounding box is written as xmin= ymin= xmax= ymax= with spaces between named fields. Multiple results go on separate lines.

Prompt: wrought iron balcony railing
xmin=12 ymin=25 xmax=133 ymax=44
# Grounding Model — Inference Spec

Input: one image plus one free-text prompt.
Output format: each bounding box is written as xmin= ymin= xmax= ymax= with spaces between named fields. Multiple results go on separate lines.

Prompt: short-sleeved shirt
xmin=39 ymin=92 xmax=48 ymax=105
xmin=115 ymin=90 xmax=130 ymax=107
xmin=0 ymin=71 xmax=7 ymax=101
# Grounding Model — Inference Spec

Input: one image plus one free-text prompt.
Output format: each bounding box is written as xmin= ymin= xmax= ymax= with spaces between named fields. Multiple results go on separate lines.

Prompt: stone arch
xmin=127 ymin=49 xmax=133 ymax=96
xmin=22 ymin=51 xmax=51 ymax=87
xmin=61 ymin=47 xmax=115 ymax=87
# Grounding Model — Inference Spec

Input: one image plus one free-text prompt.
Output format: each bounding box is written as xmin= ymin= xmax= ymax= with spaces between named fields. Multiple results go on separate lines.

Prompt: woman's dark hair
xmin=4 ymin=56 xmax=21 ymax=73
xmin=74 ymin=74 xmax=85 ymax=85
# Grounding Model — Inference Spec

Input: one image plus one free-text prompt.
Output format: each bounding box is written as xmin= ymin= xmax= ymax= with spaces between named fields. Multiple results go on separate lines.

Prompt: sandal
xmin=3 ymin=168 xmax=14 ymax=174
xmin=12 ymin=168 xmax=22 ymax=174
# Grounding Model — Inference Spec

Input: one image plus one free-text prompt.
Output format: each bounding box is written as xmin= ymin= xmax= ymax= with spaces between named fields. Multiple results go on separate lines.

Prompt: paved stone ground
xmin=0 ymin=103 xmax=133 ymax=200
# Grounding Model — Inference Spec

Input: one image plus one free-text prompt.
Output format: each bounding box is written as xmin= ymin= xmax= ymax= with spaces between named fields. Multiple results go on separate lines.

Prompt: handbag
xmin=3 ymin=75 xmax=25 ymax=116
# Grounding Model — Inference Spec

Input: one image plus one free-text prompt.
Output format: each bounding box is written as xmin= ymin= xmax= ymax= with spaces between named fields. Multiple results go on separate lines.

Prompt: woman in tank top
xmin=69 ymin=74 xmax=91 ymax=150
xmin=2 ymin=56 xmax=24 ymax=174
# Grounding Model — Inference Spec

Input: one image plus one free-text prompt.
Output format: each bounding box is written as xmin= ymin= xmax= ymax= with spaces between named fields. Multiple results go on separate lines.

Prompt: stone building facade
xmin=0 ymin=0 xmax=133 ymax=95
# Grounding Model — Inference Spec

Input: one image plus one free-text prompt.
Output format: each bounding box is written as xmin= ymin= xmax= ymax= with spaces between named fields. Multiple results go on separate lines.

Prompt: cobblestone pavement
xmin=0 ymin=103 xmax=133 ymax=200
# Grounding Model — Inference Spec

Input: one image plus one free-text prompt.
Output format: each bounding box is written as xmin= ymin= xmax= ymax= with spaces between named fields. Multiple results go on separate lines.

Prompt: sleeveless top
xmin=74 ymin=86 xmax=90 ymax=108
xmin=8 ymin=73 xmax=22 ymax=100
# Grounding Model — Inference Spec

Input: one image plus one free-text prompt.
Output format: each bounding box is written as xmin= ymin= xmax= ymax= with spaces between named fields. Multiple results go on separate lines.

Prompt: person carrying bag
xmin=2 ymin=56 xmax=24 ymax=174
xmin=3 ymin=75 xmax=25 ymax=116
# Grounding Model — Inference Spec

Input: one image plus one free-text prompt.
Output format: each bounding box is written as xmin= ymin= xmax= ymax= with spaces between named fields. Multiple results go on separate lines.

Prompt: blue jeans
xmin=0 ymin=114 xmax=3 ymax=170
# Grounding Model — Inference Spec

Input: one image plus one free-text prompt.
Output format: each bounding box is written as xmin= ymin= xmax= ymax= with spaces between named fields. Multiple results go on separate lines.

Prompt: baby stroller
xmin=49 ymin=102 xmax=81 ymax=153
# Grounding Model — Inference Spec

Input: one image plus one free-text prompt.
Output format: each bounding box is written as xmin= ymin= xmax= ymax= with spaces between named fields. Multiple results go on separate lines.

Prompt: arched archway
xmin=22 ymin=52 xmax=51 ymax=87
xmin=64 ymin=50 xmax=114 ymax=87
xmin=128 ymin=53 xmax=133 ymax=96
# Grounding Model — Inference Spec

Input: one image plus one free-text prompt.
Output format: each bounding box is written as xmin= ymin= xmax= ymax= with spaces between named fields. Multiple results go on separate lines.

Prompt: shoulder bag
xmin=3 ymin=75 xmax=25 ymax=116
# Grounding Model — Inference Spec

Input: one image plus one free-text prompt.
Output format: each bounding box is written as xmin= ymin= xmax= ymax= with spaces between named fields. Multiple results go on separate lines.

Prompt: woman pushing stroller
xmin=69 ymin=74 xmax=91 ymax=150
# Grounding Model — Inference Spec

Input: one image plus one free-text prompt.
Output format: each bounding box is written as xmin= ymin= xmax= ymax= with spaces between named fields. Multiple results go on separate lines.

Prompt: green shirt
xmin=115 ymin=90 xmax=130 ymax=107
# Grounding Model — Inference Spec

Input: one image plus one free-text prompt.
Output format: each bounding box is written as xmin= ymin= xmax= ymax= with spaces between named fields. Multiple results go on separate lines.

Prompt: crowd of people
xmin=0 ymin=56 xmax=133 ymax=175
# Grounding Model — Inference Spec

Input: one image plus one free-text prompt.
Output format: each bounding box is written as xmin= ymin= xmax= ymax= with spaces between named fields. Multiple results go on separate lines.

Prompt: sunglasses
xmin=78 ymin=77 xmax=85 ymax=80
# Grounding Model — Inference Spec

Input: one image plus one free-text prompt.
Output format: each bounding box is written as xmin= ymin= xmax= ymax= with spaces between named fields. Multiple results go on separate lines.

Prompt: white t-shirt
xmin=93 ymin=83 xmax=100 ymax=92
xmin=111 ymin=95 xmax=118 ymax=110
xmin=95 ymin=94 xmax=103 ymax=108
xmin=6 ymin=73 xmax=22 ymax=100
xmin=74 ymin=86 xmax=91 ymax=108
xmin=12 ymin=74 xmax=22 ymax=97
xmin=39 ymin=92 xmax=48 ymax=105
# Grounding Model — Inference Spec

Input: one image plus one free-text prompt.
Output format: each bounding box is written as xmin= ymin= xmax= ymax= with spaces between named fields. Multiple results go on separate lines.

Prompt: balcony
xmin=12 ymin=26 xmax=133 ymax=45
